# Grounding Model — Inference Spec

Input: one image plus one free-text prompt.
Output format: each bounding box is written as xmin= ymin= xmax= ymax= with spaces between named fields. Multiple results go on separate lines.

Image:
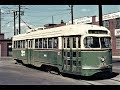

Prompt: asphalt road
xmin=0 ymin=57 xmax=120 ymax=85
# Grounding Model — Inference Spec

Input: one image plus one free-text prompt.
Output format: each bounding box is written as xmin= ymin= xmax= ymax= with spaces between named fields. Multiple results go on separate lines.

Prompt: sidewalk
xmin=0 ymin=57 xmax=12 ymax=60
xmin=112 ymin=56 xmax=120 ymax=61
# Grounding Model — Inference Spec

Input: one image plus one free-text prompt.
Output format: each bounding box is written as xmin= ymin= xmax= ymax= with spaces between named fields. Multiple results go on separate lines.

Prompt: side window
xmin=67 ymin=37 xmax=70 ymax=48
xmin=43 ymin=38 xmax=47 ymax=48
xmin=29 ymin=41 xmax=30 ymax=48
xmin=73 ymin=37 xmax=76 ymax=48
xmin=20 ymin=40 xmax=22 ymax=48
xmin=16 ymin=41 xmax=18 ymax=48
xmin=31 ymin=40 xmax=33 ymax=48
xmin=53 ymin=37 xmax=58 ymax=48
xmin=64 ymin=38 xmax=66 ymax=48
xmin=23 ymin=40 xmax=25 ymax=48
xmin=35 ymin=39 xmax=38 ymax=48
xmin=18 ymin=41 xmax=20 ymax=48
xmin=78 ymin=36 xmax=81 ymax=48
xmin=48 ymin=38 xmax=52 ymax=48
xmin=14 ymin=41 xmax=15 ymax=48
xmin=39 ymin=38 xmax=42 ymax=48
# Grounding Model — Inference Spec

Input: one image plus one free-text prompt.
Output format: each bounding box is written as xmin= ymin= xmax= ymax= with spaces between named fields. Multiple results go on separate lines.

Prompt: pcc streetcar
xmin=12 ymin=24 xmax=112 ymax=76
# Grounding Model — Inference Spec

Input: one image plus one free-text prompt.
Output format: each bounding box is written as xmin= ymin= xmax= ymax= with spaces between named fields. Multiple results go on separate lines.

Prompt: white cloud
xmin=81 ymin=8 xmax=90 ymax=12
xmin=15 ymin=23 xmax=26 ymax=28
xmin=7 ymin=24 xmax=10 ymax=27
xmin=1 ymin=9 xmax=5 ymax=13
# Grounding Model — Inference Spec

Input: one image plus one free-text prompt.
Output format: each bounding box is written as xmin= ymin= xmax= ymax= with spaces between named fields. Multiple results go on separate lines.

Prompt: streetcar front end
xmin=80 ymin=34 xmax=112 ymax=76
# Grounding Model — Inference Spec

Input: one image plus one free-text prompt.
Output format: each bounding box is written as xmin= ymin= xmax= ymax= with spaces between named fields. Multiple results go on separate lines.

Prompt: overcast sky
xmin=1 ymin=5 xmax=120 ymax=39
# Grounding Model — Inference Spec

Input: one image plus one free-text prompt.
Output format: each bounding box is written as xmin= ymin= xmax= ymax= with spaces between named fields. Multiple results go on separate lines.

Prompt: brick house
xmin=0 ymin=33 xmax=12 ymax=57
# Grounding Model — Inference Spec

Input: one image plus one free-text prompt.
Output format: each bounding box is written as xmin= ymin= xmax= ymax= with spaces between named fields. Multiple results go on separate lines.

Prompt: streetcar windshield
xmin=84 ymin=36 xmax=111 ymax=48
xmin=84 ymin=36 xmax=100 ymax=48
xmin=100 ymin=37 xmax=111 ymax=48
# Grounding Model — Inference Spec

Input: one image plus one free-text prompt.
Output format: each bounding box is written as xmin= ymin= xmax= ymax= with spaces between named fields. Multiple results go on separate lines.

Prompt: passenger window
xmin=23 ymin=40 xmax=25 ymax=48
xmin=73 ymin=37 xmax=76 ymax=48
xmin=64 ymin=38 xmax=66 ymax=48
xmin=67 ymin=38 xmax=70 ymax=48
xmin=39 ymin=38 xmax=42 ymax=48
xmin=43 ymin=38 xmax=47 ymax=48
xmin=53 ymin=37 xmax=58 ymax=48
xmin=14 ymin=41 xmax=15 ymax=48
xmin=48 ymin=38 xmax=52 ymax=48
xmin=18 ymin=41 xmax=20 ymax=48
xmin=35 ymin=39 xmax=38 ymax=48
xmin=78 ymin=36 xmax=81 ymax=48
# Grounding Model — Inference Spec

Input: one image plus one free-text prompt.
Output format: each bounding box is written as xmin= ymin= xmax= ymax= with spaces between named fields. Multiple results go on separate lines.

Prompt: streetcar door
xmin=62 ymin=36 xmax=81 ymax=73
xmin=27 ymin=39 xmax=33 ymax=64
xmin=62 ymin=37 xmax=72 ymax=72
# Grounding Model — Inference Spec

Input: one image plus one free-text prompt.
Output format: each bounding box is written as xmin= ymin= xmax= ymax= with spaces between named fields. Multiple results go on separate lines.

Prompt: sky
xmin=1 ymin=5 xmax=120 ymax=39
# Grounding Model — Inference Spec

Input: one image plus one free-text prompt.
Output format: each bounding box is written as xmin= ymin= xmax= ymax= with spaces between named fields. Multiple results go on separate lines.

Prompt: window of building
xmin=115 ymin=18 xmax=120 ymax=29
xmin=103 ymin=20 xmax=109 ymax=28
xmin=116 ymin=37 xmax=120 ymax=49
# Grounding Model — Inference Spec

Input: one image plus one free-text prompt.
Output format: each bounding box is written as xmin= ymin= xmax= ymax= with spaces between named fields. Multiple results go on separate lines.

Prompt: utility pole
xmin=19 ymin=5 xmax=21 ymax=34
xmin=0 ymin=9 xmax=1 ymax=33
xmin=52 ymin=16 xmax=54 ymax=24
xmin=99 ymin=5 xmax=103 ymax=26
xmin=69 ymin=5 xmax=74 ymax=24
xmin=13 ymin=5 xmax=24 ymax=35
xmin=13 ymin=11 xmax=16 ymax=35
xmin=71 ymin=5 xmax=73 ymax=24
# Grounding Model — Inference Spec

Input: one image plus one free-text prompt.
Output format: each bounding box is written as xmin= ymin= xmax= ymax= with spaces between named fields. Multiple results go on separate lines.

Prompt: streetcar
xmin=12 ymin=23 xmax=112 ymax=76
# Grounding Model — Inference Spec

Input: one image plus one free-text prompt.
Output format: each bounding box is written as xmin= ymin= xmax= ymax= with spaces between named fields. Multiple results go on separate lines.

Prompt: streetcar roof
xmin=12 ymin=24 xmax=110 ymax=41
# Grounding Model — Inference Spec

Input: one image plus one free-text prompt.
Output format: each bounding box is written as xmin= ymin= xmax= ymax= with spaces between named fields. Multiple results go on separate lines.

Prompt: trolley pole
xmin=19 ymin=5 xmax=21 ymax=34
xmin=99 ymin=5 xmax=103 ymax=26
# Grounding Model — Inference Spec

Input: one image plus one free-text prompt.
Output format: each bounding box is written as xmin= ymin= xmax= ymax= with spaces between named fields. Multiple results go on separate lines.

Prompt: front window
xmin=84 ymin=36 xmax=111 ymax=48
xmin=100 ymin=37 xmax=111 ymax=48
xmin=84 ymin=36 xmax=100 ymax=48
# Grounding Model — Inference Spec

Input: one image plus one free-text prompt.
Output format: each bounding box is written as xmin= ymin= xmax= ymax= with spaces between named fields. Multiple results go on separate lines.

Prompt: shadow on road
xmin=112 ymin=60 xmax=120 ymax=63
xmin=15 ymin=61 xmax=119 ymax=80
xmin=61 ymin=72 xmax=119 ymax=80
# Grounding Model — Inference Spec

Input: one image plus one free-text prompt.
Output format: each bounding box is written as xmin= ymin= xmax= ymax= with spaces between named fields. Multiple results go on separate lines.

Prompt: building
xmin=66 ymin=12 xmax=120 ymax=58
xmin=0 ymin=33 xmax=12 ymax=57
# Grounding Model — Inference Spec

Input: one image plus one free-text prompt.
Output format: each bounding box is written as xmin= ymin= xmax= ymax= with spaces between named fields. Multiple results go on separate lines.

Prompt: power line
xmin=21 ymin=18 xmax=32 ymax=29
xmin=2 ymin=15 xmax=18 ymax=28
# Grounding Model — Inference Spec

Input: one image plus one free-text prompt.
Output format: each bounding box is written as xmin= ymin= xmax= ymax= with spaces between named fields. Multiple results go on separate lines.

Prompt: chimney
xmin=92 ymin=16 xmax=96 ymax=25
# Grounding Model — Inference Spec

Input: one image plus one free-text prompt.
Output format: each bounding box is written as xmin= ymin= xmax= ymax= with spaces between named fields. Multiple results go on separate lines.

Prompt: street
xmin=0 ymin=57 xmax=120 ymax=85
